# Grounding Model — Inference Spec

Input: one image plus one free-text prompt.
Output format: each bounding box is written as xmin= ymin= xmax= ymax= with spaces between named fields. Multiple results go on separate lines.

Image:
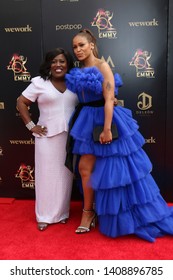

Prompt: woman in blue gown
xmin=65 ymin=29 xmax=173 ymax=242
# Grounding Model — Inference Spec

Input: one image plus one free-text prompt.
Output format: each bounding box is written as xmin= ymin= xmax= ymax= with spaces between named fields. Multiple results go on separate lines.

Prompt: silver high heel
xmin=75 ymin=209 xmax=97 ymax=234
xmin=60 ymin=219 xmax=68 ymax=224
xmin=37 ymin=222 xmax=48 ymax=231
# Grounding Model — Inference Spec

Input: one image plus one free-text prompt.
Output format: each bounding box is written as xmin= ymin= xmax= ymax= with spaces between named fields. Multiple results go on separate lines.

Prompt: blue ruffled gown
xmin=65 ymin=66 xmax=173 ymax=242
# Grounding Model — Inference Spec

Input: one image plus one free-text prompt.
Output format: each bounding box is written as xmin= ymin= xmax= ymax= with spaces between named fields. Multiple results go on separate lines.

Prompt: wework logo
xmin=4 ymin=24 xmax=32 ymax=32
xmin=129 ymin=18 xmax=159 ymax=27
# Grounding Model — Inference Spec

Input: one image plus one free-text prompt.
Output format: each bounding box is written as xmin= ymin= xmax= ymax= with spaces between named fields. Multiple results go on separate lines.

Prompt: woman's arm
xmin=99 ymin=62 xmax=115 ymax=144
xmin=17 ymin=95 xmax=33 ymax=125
xmin=17 ymin=95 xmax=47 ymax=136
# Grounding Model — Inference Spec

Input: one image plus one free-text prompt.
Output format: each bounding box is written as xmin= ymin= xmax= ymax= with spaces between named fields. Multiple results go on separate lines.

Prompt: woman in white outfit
xmin=17 ymin=48 xmax=78 ymax=231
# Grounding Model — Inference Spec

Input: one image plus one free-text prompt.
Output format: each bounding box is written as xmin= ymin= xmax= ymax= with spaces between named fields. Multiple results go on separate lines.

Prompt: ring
xmin=41 ymin=126 xmax=44 ymax=129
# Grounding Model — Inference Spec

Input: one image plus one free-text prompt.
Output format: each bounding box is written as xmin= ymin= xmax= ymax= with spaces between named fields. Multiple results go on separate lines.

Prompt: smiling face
xmin=50 ymin=53 xmax=68 ymax=80
xmin=72 ymin=34 xmax=94 ymax=61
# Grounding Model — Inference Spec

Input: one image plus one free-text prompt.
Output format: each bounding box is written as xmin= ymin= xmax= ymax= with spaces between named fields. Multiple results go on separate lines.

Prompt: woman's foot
xmin=60 ymin=219 xmax=68 ymax=224
xmin=37 ymin=222 xmax=48 ymax=231
xmin=75 ymin=209 xmax=96 ymax=234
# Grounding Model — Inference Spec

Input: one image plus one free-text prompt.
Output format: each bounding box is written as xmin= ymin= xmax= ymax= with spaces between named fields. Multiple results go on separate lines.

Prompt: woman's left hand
xmin=99 ymin=129 xmax=112 ymax=144
xmin=31 ymin=125 xmax=48 ymax=136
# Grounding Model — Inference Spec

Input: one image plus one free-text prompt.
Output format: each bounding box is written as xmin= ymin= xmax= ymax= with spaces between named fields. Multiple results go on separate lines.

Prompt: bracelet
xmin=25 ymin=121 xmax=36 ymax=131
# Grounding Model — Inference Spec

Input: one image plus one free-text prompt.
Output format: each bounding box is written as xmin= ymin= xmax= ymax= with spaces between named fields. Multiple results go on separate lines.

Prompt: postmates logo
xmin=129 ymin=49 xmax=155 ymax=78
xmin=91 ymin=9 xmax=117 ymax=39
xmin=15 ymin=163 xmax=35 ymax=189
xmin=7 ymin=53 xmax=31 ymax=81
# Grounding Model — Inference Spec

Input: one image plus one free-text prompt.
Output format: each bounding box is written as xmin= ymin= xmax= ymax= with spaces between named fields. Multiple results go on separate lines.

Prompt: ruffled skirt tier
xmin=70 ymin=105 xmax=173 ymax=242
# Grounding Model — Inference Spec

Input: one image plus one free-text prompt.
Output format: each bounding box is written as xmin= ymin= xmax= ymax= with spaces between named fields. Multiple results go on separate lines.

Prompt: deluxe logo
xmin=129 ymin=49 xmax=155 ymax=78
xmin=15 ymin=163 xmax=35 ymax=189
xmin=7 ymin=54 xmax=31 ymax=81
xmin=137 ymin=92 xmax=152 ymax=110
xmin=136 ymin=92 xmax=154 ymax=116
xmin=91 ymin=9 xmax=117 ymax=39
xmin=56 ymin=24 xmax=82 ymax=30
xmin=4 ymin=24 xmax=32 ymax=33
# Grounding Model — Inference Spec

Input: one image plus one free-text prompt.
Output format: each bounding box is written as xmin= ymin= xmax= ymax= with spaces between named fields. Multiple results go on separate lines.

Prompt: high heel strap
xmin=75 ymin=209 xmax=97 ymax=234
xmin=83 ymin=209 xmax=97 ymax=228
xmin=83 ymin=209 xmax=95 ymax=213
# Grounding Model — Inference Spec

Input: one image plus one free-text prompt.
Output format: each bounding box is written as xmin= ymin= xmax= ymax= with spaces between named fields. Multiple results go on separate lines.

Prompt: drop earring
xmin=48 ymin=70 xmax=52 ymax=79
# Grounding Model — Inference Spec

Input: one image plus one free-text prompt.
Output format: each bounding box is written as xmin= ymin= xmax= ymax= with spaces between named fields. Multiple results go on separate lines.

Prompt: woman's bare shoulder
xmin=95 ymin=60 xmax=112 ymax=77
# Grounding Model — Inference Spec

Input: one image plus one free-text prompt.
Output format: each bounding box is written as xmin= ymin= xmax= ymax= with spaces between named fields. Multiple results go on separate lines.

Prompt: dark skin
xmin=17 ymin=54 xmax=68 ymax=136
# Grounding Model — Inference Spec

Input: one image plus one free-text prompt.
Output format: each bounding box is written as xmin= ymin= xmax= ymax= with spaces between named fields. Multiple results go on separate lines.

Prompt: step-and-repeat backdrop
xmin=0 ymin=0 xmax=173 ymax=201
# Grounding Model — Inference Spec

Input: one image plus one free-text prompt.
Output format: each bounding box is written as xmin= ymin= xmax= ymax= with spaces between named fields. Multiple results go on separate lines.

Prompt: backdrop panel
xmin=41 ymin=0 xmax=169 ymax=197
xmin=0 ymin=0 xmax=42 ymax=198
xmin=0 ymin=0 xmax=172 ymax=201
xmin=165 ymin=0 xmax=173 ymax=201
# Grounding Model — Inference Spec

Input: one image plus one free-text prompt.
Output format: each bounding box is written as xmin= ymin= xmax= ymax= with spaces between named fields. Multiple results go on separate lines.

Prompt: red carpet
xmin=0 ymin=197 xmax=15 ymax=204
xmin=0 ymin=199 xmax=173 ymax=260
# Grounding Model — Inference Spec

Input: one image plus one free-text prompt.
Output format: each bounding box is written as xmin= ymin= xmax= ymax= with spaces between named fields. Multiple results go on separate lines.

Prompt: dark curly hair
xmin=39 ymin=48 xmax=74 ymax=80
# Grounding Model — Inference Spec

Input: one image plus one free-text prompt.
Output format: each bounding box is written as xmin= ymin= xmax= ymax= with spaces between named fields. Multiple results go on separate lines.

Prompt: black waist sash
xmin=65 ymin=99 xmax=105 ymax=172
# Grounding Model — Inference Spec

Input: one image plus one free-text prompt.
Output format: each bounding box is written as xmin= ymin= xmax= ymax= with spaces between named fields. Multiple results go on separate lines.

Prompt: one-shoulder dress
xmin=65 ymin=66 xmax=173 ymax=242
